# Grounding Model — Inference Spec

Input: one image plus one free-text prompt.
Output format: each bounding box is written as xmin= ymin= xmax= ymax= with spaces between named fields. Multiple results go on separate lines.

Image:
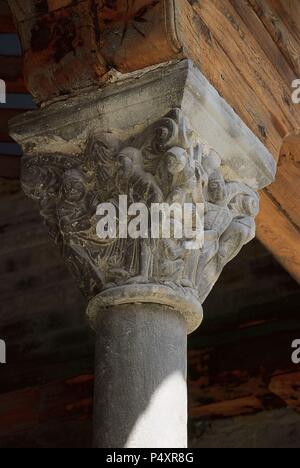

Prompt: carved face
xmin=207 ymin=174 xmax=226 ymax=203
xmin=201 ymin=149 xmax=222 ymax=177
xmin=57 ymin=169 xmax=93 ymax=233
xmin=22 ymin=164 xmax=60 ymax=220
xmin=118 ymin=147 xmax=143 ymax=177
xmin=61 ymin=170 xmax=87 ymax=203
xmin=166 ymin=148 xmax=187 ymax=175
xmin=39 ymin=181 xmax=59 ymax=219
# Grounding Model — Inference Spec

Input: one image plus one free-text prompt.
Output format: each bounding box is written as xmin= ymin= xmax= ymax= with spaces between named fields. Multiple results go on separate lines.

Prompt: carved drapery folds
xmin=21 ymin=109 xmax=259 ymax=333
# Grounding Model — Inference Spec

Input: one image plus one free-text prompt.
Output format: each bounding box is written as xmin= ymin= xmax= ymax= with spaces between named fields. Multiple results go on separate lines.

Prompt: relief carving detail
xmin=21 ymin=109 xmax=259 ymax=329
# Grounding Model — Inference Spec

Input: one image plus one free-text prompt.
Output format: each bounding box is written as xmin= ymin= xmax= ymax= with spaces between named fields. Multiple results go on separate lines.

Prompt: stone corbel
xmin=10 ymin=60 xmax=276 ymax=333
xmin=9 ymin=60 xmax=277 ymax=448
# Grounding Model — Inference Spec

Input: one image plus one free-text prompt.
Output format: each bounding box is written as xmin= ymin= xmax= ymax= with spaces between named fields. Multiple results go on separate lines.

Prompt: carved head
xmin=57 ymin=169 xmax=93 ymax=233
xmin=202 ymin=149 xmax=222 ymax=177
xmin=207 ymin=171 xmax=227 ymax=204
xmin=118 ymin=147 xmax=143 ymax=177
xmin=61 ymin=169 xmax=87 ymax=203
xmin=22 ymin=163 xmax=60 ymax=220
xmin=166 ymin=147 xmax=187 ymax=175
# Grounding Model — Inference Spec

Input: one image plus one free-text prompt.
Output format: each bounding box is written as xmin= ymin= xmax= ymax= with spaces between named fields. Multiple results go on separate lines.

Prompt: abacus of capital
xmin=9 ymin=60 xmax=276 ymax=448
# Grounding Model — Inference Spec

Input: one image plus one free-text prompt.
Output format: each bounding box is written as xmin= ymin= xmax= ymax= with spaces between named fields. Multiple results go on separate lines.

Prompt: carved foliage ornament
xmin=22 ymin=109 xmax=259 ymax=319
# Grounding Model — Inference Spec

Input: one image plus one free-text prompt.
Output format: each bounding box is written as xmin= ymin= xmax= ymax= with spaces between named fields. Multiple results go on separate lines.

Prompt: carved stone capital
xmin=10 ymin=61 xmax=276 ymax=333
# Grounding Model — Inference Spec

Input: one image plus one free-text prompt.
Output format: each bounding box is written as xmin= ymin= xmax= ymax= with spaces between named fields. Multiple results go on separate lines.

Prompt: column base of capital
xmin=86 ymin=283 xmax=203 ymax=335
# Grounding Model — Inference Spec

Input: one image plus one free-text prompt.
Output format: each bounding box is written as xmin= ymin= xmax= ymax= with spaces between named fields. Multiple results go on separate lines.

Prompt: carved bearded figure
xmin=58 ymin=169 xmax=96 ymax=234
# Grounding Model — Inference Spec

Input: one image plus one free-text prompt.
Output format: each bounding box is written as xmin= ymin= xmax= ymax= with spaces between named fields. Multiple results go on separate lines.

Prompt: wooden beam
xmin=229 ymin=0 xmax=297 ymax=86
xmin=249 ymin=0 xmax=300 ymax=76
xmin=98 ymin=1 xmax=181 ymax=75
xmin=257 ymin=191 xmax=300 ymax=284
xmin=186 ymin=0 xmax=298 ymax=134
xmin=8 ymin=0 xmax=108 ymax=102
xmin=257 ymin=133 xmax=300 ymax=284
xmin=268 ymin=139 xmax=300 ymax=230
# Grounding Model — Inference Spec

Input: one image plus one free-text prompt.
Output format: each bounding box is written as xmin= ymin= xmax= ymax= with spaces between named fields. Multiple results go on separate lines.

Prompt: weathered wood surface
xmin=249 ymin=0 xmax=300 ymax=76
xmin=257 ymin=131 xmax=300 ymax=281
xmin=6 ymin=1 xmax=299 ymax=147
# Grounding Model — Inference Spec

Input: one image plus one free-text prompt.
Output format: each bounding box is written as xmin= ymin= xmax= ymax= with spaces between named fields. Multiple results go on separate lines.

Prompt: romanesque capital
xmin=10 ymin=61 xmax=277 ymax=334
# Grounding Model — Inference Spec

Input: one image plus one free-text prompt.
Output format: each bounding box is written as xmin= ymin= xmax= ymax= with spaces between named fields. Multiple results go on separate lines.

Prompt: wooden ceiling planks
xmin=249 ymin=0 xmax=300 ymax=76
xmin=257 ymin=189 xmax=300 ymax=283
xmin=177 ymin=0 xmax=283 ymax=158
xmin=190 ymin=0 xmax=298 ymax=141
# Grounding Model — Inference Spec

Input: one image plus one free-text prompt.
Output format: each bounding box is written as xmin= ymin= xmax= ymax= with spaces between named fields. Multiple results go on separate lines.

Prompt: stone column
xmin=93 ymin=304 xmax=187 ymax=448
xmin=10 ymin=60 xmax=276 ymax=448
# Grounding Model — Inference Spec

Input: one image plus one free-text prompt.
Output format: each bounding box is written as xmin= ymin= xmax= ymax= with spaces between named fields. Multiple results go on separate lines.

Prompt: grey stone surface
xmin=19 ymin=108 xmax=260 ymax=332
xmin=10 ymin=60 xmax=276 ymax=190
xmin=93 ymin=303 xmax=187 ymax=448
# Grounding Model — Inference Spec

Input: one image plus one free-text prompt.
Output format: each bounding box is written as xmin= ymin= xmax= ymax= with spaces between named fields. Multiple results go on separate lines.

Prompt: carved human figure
xmin=218 ymin=191 xmax=259 ymax=265
xmin=118 ymin=147 xmax=163 ymax=205
xmin=20 ymin=110 xmax=261 ymax=308
xmin=159 ymin=217 xmax=188 ymax=284
xmin=164 ymin=147 xmax=197 ymax=205
xmin=199 ymin=186 xmax=259 ymax=302
xmin=22 ymin=157 xmax=76 ymax=242
xmin=58 ymin=168 xmax=97 ymax=234
xmin=117 ymin=147 xmax=163 ymax=283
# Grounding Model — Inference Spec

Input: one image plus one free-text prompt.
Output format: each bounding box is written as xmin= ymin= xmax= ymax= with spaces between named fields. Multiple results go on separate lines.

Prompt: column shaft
xmin=93 ymin=303 xmax=187 ymax=448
